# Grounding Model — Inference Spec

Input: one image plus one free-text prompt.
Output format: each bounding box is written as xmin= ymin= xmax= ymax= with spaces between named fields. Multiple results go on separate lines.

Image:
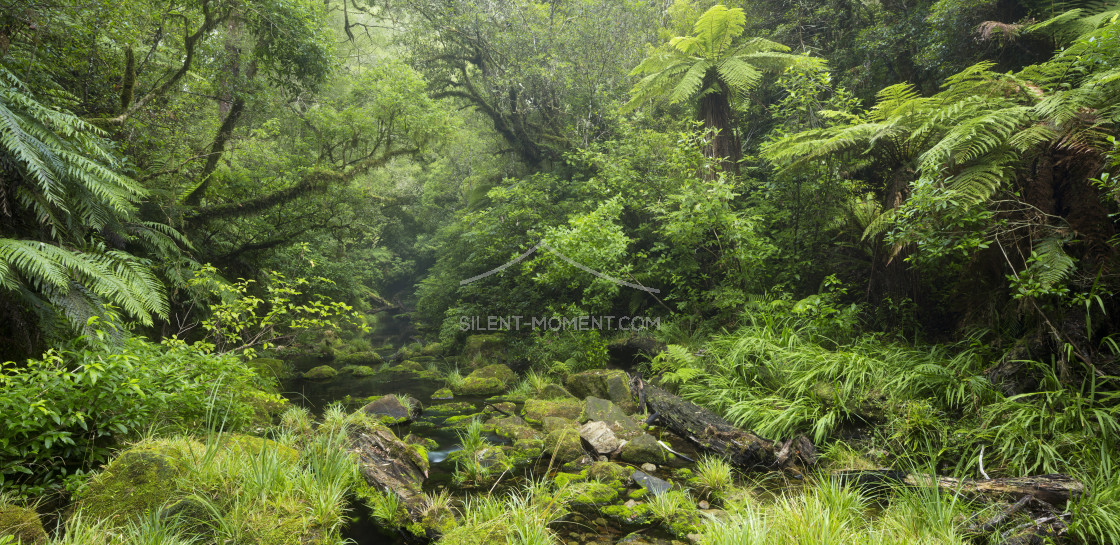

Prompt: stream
xmin=278 ymin=313 xmax=690 ymax=544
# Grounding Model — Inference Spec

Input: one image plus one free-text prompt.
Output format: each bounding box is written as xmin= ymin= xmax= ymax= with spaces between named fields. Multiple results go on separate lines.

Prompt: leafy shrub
xmin=0 ymin=320 xmax=282 ymax=494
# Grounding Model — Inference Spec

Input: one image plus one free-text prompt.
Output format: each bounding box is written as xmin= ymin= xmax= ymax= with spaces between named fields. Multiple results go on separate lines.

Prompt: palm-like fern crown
xmin=1 ymin=65 xmax=175 ymax=328
xmin=763 ymin=10 xmax=1120 ymax=288
xmin=623 ymin=5 xmax=821 ymax=112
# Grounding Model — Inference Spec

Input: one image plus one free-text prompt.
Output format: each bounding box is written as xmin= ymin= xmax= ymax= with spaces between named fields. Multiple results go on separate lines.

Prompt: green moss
xmin=303 ymin=365 xmax=338 ymax=380
xmin=339 ymin=364 xmax=378 ymax=377
xmin=425 ymin=402 xmax=476 ymax=416
xmin=490 ymin=416 xmax=540 ymax=441
xmin=394 ymin=360 xmax=425 ymax=372
xmin=0 ymin=503 xmax=47 ymax=545
xmin=664 ymin=510 xmax=703 ymax=538
xmin=569 ymin=482 xmax=619 ymax=505
xmin=405 ymin=434 xmax=439 ymax=451
xmin=627 ymin=488 xmax=648 ymax=499
xmin=587 ymin=461 xmax=631 ymax=486
xmin=452 ymin=364 xmax=516 ymax=396
xmin=420 ymin=342 xmax=444 ymax=356
xmin=443 ymin=413 xmax=485 ymax=427
xmin=602 ymin=502 xmax=654 ymax=525
xmin=507 ymin=438 xmax=544 ymax=462
xmin=219 ymin=434 xmax=300 ymax=464
xmin=75 ymin=444 xmax=191 ymax=526
xmin=522 ymin=398 xmax=583 ymax=425
xmin=542 ymin=428 xmax=584 ymax=464
xmin=432 ymin=388 xmax=454 ymax=400
xmin=553 ymin=470 xmax=588 ymax=488
xmin=240 ymin=389 xmax=290 ymax=428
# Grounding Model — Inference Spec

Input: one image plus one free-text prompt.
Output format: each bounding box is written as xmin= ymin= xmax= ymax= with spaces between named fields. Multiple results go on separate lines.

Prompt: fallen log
xmin=630 ymin=375 xmax=816 ymax=469
xmin=831 ymin=470 xmax=1084 ymax=506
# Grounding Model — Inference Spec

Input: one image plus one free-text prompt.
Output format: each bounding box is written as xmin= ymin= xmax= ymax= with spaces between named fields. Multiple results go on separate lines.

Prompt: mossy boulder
xmin=452 ymin=364 xmax=516 ymax=396
xmin=508 ymin=438 xmax=544 ymax=462
xmin=340 ymin=364 xmax=379 ymax=377
xmin=489 ymin=415 xmax=540 ymax=441
xmin=542 ymin=416 xmax=578 ymax=434
xmin=420 ymin=342 xmax=444 ymax=356
xmin=303 ymin=365 xmax=338 ymax=380
xmin=583 ymin=397 xmax=642 ymax=437
xmin=602 ymin=501 xmax=655 ymax=526
xmin=522 ymin=398 xmax=583 ymax=425
xmin=218 ymin=434 xmax=300 ymax=464
xmin=586 ymin=461 xmax=631 ymax=486
xmin=392 ymin=360 xmax=425 ymax=373
xmin=424 ymin=402 xmax=476 ymax=417
xmin=0 ymin=503 xmax=47 ymax=545
xmin=74 ymin=444 xmax=192 ymax=526
xmin=336 ymin=351 xmax=383 ymax=367
xmin=542 ymin=428 xmax=585 ymax=464
xmin=361 ymin=395 xmax=422 ymax=425
xmin=540 ymin=383 xmax=575 ymax=399
xmin=568 ymin=482 xmax=619 ymax=506
xmin=432 ymin=388 xmax=454 ymax=400
xmin=247 ymin=357 xmax=293 ymax=381
xmin=565 ymin=369 xmax=634 ymax=412
xmin=619 ymin=434 xmax=671 ymax=465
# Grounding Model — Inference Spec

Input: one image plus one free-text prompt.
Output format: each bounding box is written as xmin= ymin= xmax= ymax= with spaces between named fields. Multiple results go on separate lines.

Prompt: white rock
xmin=579 ymin=421 xmax=620 ymax=454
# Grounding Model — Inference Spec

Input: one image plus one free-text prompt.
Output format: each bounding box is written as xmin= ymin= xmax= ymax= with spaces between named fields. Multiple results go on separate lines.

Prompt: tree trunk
xmin=698 ymin=88 xmax=740 ymax=176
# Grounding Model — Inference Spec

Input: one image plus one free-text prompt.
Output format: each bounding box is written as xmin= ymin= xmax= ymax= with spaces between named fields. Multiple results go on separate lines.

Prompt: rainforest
xmin=1 ymin=0 xmax=1118 ymax=543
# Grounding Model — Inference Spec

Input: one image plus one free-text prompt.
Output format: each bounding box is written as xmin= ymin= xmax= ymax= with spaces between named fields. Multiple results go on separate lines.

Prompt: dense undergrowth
xmin=646 ymin=294 xmax=1120 ymax=544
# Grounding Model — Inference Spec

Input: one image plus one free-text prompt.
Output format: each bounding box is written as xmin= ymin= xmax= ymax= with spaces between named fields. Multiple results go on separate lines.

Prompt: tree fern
xmin=1 ymin=65 xmax=177 ymax=331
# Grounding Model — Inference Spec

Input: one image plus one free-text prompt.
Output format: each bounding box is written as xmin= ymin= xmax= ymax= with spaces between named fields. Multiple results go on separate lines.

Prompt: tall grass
xmin=653 ymin=312 xmax=1119 ymax=486
xmin=699 ymin=472 xmax=968 ymax=545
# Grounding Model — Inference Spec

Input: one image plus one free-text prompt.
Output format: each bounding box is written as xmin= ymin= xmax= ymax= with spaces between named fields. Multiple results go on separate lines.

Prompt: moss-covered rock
xmin=218 ymin=434 xmax=300 ymax=464
xmin=583 ymin=397 xmax=642 ymax=437
xmin=602 ymin=501 xmax=655 ymax=525
xmin=540 ymin=383 xmax=575 ymax=399
xmin=522 ymin=398 xmax=583 ymax=425
xmin=508 ymin=438 xmax=544 ymax=462
xmin=431 ymin=388 xmax=454 ymax=400
xmin=362 ymin=395 xmax=422 ymax=425
xmin=663 ymin=509 xmax=703 ymax=539
xmin=452 ymin=364 xmax=516 ymax=396
xmin=586 ymin=461 xmax=631 ymax=486
xmin=489 ymin=415 xmax=540 ymax=441
xmin=542 ymin=416 xmax=578 ymax=434
xmin=393 ymin=360 xmax=425 ymax=373
xmin=619 ymin=434 xmax=671 ymax=465
xmin=542 ymin=428 xmax=585 ymax=464
xmin=74 ymin=444 xmax=191 ymax=526
xmin=565 ymin=369 xmax=634 ymax=411
xmin=424 ymin=402 xmax=476 ymax=417
xmin=568 ymin=482 xmax=619 ymax=506
xmin=420 ymin=342 xmax=444 ymax=356
xmin=0 ymin=503 xmax=47 ymax=545
xmin=340 ymin=364 xmax=379 ymax=377
xmin=553 ymin=470 xmax=587 ymax=487
xmin=443 ymin=413 xmax=485 ymax=428
xmin=303 ymin=365 xmax=338 ymax=380
xmin=247 ymin=357 xmax=293 ymax=380
xmin=336 ymin=351 xmax=383 ymax=367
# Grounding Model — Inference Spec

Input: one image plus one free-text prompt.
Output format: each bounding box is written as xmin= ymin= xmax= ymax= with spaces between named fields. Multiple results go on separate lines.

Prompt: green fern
xmin=623 ymin=5 xmax=819 ymax=113
xmin=0 ymin=64 xmax=175 ymax=329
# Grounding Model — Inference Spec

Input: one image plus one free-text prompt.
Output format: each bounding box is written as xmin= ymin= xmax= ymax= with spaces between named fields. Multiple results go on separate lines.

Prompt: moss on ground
xmin=0 ymin=503 xmax=47 ymax=545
